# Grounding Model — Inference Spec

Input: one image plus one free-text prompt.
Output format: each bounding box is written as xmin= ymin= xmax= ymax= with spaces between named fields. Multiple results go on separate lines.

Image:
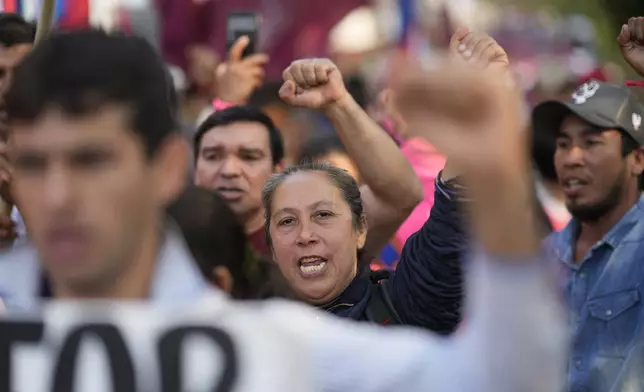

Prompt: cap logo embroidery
xmin=571 ymin=81 xmax=600 ymax=104
xmin=633 ymin=113 xmax=642 ymax=131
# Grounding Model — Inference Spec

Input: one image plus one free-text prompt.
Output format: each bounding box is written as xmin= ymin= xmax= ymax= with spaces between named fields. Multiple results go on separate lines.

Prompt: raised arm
xmin=391 ymin=28 xmax=566 ymax=391
xmin=391 ymin=168 xmax=466 ymax=332
xmin=279 ymin=60 xmax=423 ymax=259
xmin=390 ymin=30 xmax=514 ymax=333
xmin=302 ymin=42 xmax=567 ymax=385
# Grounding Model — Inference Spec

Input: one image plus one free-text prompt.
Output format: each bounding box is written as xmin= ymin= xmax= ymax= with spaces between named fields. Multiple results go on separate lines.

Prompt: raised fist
xmin=279 ymin=58 xmax=348 ymax=110
xmin=215 ymin=36 xmax=269 ymax=104
xmin=394 ymin=50 xmax=522 ymax=175
xmin=449 ymin=27 xmax=509 ymax=74
xmin=618 ymin=17 xmax=644 ymax=77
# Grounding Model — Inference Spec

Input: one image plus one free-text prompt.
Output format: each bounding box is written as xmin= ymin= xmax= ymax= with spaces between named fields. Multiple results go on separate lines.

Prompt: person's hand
xmin=618 ymin=17 xmax=644 ymax=77
xmin=449 ymin=27 xmax=509 ymax=74
xmin=215 ymin=36 xmax=269 ymax=104
xmin=279 ymin=58 xmax=349 ymax=110
xmin=394 ymin=36 xmax=522 ymax=176
xmin=186 ymin=45 xmax=220 ymax=96
xmin=411 ymin=29 xmax=513 ymax=179
xmin=397 ymin=33 xmax=541 ymax=256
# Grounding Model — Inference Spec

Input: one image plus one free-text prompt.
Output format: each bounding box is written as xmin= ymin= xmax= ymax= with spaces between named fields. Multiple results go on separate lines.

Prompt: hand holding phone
xmin=227 ymin=12 xmax=259 ymax=59
xmin=216 ymin=13 xmax=268 ymax=104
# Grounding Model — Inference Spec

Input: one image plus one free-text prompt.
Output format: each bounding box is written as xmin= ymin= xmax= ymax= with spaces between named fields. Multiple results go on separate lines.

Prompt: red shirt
xmin=247 ymin=226 xmax=272 ymax=261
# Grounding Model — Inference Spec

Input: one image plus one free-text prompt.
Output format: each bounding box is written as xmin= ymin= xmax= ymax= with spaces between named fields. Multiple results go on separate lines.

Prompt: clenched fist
xmin=618 ymin=17 xmax=644 ymax=77
xmin=395 ymin=31 xmax=521 ymax=175
xmin=450 ymin=27 xmax=509 ymax=74
xmin=279 ymin=59 xmax=348 ymax=110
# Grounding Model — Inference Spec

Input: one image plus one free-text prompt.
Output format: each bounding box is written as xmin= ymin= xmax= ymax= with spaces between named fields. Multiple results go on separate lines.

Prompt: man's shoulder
xmin=0 ymin=245 xmax=40 ymax=308
xmin=543 ymin=225 xmax=573 ymax=253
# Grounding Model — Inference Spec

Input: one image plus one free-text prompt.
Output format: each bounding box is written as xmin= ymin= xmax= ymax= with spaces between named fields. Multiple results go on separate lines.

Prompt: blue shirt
xmin=322 ymin=178 xmax=465 ymax=334
xmin=548 ymin=195 xmax=644 ymax=392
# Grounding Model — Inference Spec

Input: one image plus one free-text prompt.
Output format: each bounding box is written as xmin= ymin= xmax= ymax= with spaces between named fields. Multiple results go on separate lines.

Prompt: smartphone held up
xmin=227 ymin=12 xmax=260 ymax=59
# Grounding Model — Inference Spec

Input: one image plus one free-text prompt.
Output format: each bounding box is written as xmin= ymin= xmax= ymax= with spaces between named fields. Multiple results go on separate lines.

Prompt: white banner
xmin=0 ymin=300 xmax=315 ymax=391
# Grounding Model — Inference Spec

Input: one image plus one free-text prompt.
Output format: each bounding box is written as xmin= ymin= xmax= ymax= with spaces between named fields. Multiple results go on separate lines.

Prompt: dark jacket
xmin=322 ymin=181 xmax=466 ymax=334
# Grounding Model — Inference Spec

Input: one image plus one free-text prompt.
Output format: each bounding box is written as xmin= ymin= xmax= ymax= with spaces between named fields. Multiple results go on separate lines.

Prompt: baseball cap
xmin=532 ymin=80 xmax=644 ymax=145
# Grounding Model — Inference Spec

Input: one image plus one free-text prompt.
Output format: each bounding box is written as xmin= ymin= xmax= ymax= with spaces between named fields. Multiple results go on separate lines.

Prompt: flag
xmin=398 ymin=0 xmax=414 ymax=49
xmin=0 ymin=0 xmax=89 ymax=28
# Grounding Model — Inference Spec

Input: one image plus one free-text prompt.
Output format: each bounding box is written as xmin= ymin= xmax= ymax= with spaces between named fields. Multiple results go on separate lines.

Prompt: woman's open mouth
xmin=298 ymin=256 xmax=328 ymax=278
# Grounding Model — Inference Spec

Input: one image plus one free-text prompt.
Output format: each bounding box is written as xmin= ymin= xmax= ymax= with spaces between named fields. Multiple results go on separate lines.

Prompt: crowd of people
xmin=0 ymin=8 xmax=643 ymax=391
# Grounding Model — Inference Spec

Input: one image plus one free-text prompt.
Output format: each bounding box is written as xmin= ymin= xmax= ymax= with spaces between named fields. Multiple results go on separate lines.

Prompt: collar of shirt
xmin=318 ymin=272 xmax=370 ymax=318
xmin=0 ymin=223 xmax=219 ymax=310
xmin=550 ymin=194 xmax=644 ymax=267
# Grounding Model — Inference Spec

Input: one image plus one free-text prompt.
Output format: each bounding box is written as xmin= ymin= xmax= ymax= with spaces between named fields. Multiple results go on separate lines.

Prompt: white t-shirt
xmin=0 ymin=230 xmax=568 ymax=391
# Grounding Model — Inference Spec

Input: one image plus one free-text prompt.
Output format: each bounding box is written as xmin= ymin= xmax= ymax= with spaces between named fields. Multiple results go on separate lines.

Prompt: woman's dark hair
xmin=168 ymin=185 xmax=292 ymax=299
xmin=298 ymin=133 xmax=346 ymax=163
xmin=531 ymin=125 xmax=558 ymax=182
xmin=261 ymin=162 xmax=366 ymax=260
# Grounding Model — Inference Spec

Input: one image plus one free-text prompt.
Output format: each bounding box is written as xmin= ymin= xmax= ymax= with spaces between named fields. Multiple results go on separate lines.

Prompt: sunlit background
xmin=3 ymin=0 xmax=642 ymax=160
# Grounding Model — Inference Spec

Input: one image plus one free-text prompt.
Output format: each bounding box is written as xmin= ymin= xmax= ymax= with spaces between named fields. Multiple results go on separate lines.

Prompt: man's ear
xmin=211 ymin=266 xmax=234 ymax=294
xmin=356 ymin=214 xmax=368 ymax=250
xmin=631 ymin=147 xmax=644 ymax=178
xmin=152 ymin=134 xmax=190 ymax=207
xmin=273 ymin=160 xmax=285 ymax=173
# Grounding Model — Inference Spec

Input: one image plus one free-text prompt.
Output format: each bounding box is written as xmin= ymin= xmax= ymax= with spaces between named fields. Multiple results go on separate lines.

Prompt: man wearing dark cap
xmin=532 ymin=78 xmax=644 ymax=391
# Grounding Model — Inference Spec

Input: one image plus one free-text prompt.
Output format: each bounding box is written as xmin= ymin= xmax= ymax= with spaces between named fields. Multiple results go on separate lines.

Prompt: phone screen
xmin=227 ymin=12 xmax=259 ymax=58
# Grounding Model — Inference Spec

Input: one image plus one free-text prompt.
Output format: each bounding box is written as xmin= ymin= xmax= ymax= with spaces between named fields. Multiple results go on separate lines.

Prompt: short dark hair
xmin=298 ymin=133 xmax=346 ymax=163
xmin=531 ymin=125 xmax=558 ymax=181
xmin=5 ymin=28 xmax=178 ymax=157
xmin=167 ymin=185 xmax=251 ymax=299
xmin=194 ymin=105 xmax=284 ymax=165
xmin=168 ymin=184 xmax=294 ymax=300
xmin=0 ymin=13 xmax=35 ymax=46
xmin=261 ymin=162 xmax=365 ymax=258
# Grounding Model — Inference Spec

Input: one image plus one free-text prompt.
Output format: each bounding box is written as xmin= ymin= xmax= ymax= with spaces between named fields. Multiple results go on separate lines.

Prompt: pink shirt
xmin=395 ymin=138 xmax=446 ymax=245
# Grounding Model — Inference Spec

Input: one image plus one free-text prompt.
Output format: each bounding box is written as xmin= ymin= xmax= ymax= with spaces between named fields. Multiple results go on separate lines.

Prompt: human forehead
xmin=200 ymin=121 xmax=271 ymax=151
xmin=10 ymin=105 xmax=141 ymax=150
xmin=558 ymin=114 xmax=615 ymax=138
xmin=271 ymin=171 xmax=347 ymax=212
xmin=0 ymin=44 xmax=32 ymax=68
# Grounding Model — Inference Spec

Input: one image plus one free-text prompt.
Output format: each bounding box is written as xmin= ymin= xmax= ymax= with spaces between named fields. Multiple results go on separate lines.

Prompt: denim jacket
xmin=548 ymin=195 xmax=644 ymax=392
